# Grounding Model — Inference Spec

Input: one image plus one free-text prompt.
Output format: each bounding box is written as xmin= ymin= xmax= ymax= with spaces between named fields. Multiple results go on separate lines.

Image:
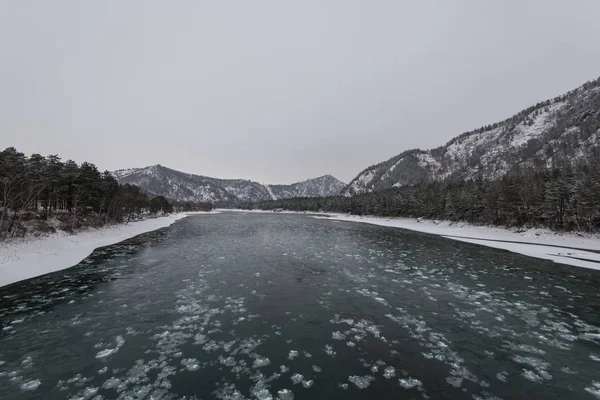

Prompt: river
xmin=1 ymin=212 xmax=600 ymax=399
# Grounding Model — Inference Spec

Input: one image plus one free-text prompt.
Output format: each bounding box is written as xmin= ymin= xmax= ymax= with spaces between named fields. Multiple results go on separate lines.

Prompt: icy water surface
xmin=1 ymin=213 xmax=600 ymax=400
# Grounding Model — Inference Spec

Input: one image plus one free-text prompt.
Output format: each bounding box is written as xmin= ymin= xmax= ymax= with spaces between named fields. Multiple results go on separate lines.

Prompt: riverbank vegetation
xmin=241 ymin=155 xmax=600 ymax=232
xmin=0 ymin=147 xmax=173 ymax=239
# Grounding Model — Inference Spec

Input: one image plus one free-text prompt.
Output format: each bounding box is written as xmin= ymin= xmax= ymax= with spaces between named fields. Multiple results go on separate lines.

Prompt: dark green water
xmin=1 ymin=212 xmax=600 ymax=400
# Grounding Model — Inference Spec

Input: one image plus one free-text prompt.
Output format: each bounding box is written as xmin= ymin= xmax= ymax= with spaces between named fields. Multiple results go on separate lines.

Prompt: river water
xmin=1 ymin=212 xmax=600 ymax=399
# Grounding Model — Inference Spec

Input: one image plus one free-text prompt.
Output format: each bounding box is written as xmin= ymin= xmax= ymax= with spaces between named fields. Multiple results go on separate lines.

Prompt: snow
xmin=380 ymin=158 xmax=404 ymax=182
xmin=311 ymin=214 xmax=600 ymax=271
xmin=348 ymin=170 xmax=376 ymax=194
xmin=416 ymin=153 xmax=440 ymax=170
xmin=265 ymin=185 xmax=278 ymax=201
xmin=348 ymin=375 xmax=375 ymax=389
xmin=114 ymin=165 xmax=344 ymax=204
xmin=111 ymin=168 xmax=139 ymax=180
xmin=510 ymin=102 xmax=565 ymax=148
xmin=0 ymin=212 xmax=219 ymax=288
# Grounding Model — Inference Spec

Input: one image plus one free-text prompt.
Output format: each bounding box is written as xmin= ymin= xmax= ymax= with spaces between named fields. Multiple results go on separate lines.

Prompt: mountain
xmin=113 ymin=165 xmax=345 ymax=204
xmin=344 ymin=77 xmax=600 ymax=196
xmin=268 ymin=175 xmax=346 ymax=199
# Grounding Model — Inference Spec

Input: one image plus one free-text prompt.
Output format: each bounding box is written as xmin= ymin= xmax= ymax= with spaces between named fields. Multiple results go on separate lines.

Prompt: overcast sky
xmin=2 ymin=1 xmax=600 ymax=184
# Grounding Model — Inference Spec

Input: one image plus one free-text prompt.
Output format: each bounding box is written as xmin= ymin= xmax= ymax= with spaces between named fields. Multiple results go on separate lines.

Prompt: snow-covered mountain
xmin=344 ymin=76 xmax=600 ymax=196
xmin=268 ymin=175 xmax=346 ymax=199
xmin=113 ymin=165 xmax=345 ymax=204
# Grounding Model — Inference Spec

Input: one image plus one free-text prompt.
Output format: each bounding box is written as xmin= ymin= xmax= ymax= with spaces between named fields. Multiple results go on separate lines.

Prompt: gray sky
xmin=2 ymin=1 xmax=600 ymax=184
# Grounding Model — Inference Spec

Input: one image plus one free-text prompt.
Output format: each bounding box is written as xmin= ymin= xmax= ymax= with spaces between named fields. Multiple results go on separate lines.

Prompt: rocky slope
xmin=113 ymin=165 xmax=345 ymax=204
xmin=344 ymin=77 xmax=600 ymax=195
xmin=268 ymin=175 xmax=346 ymax=199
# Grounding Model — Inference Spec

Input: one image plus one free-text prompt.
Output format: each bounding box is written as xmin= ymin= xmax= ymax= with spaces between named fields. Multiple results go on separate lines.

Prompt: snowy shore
xmin=315 ymin=214 xmax=600 ymax=271
xmin=2 ymin=209 xmax=599 ymax=289
xmin=0 ymin=212 xmax=219 ymax=288
xmin=225 ymin=209 xmax=600 ymax=271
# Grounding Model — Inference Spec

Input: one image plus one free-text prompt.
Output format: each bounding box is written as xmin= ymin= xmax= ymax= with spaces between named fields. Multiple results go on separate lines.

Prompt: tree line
xmin=0 ymin=147 xmax=173 ymax=239
xmin=240 ymin=155 xmax=600 ymax=232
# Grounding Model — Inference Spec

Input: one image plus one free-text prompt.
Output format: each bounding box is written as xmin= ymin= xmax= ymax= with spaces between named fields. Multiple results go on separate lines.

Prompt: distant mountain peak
xmin=112 ymin=166 xmax=346 ymax=204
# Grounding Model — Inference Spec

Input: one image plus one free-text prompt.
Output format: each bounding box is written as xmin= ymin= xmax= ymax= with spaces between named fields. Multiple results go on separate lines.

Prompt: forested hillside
xmin=245 ymin=76 xmax=600 ymax=232
xmin=242 ymin=154 xmax=600 ymax=231
xmin=113 ymin=165 xmax=345 ymax=204
xmin=345 ymin=76 xmax=600 ymax=195
xmin=268 ymin=175 xmax=346 ymax=199
xmin=0 ymin=147 xmax=173 ymax=239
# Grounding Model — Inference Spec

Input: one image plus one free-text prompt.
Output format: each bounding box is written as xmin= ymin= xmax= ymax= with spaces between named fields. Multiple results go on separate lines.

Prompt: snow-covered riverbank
xmin=0 ymin=212 xmax=219 ymax=288
xmin=316 ymin=214 xmax=600 ymax=271
xmin=4 ymin=208 xmax=597 ymax=290
xmin=224 ymin=209 xmax=600 ymax=271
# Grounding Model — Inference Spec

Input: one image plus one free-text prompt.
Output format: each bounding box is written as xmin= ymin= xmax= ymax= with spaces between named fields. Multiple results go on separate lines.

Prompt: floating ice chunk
xmin=302 ymin=380 xmax=314 ymax=388
xmin=472 ymin=393 xmax=503 ymax=400
xmin=67 ymin=374 xmax=85 ymax=384
xmin=277 ymin=389 xmax=294 ymax=400
xmin=312 ymin=365 xmax=322 ymax=373
xmin=280 ymin=365 xmax=289 ymax=373
xmin=288 ymin=351 xmax=299 ymax=360
xmin=219 ymin=356 xmax=237 ymax=367
xmin=348 ymin=375 xmax=375 ymax=389
xmin=102 ymin=377 xmax=121 ymax=390
xmin=249 ymin=379 xmax=273 ymax=400
xmin=582 ymin=333 xmax=600 ymax=341
xmin=291 ymin=374 xmax=304 ymax=385
xmin=561 ymin=367 xmax=578 ymax=375
xmin=20 ymin=379 xmax=41 ymax=391
xmin=253 ymin=388 xmax=272 ymax=400
xmin=253 ymin=357 xmax=271 ymax=368
xmin=383 ymin=367 xmax=395 ymax=379
xmin=126 ymin=326 xmax=141 ymax=336
xmin=324 ymin=345 xmax=336 ymax=357
xmin=203 ymin=341 xmax=221 ymax=352
xmin=95 ymin=349 xmax=117 ymax=359
xmin=194 ymin=333 xmax=208 ymax=345
xmin=97 ymin=367 xmax=108 ymax=374
xmin=585 ymin=381 xmax=600 ymax=399
xmin=590 ymin=354 xmax=600 ymax=362
xmin=504 ymin=342 xmax=545 ymax=355
xmin=446 ymin=376 xmax=463 ymax=387
xmin=398 ymin=377 xmax=422 ymax=389
xmin=181 ymin=358 xmax=200 ymax=371
xmin=332 ymin=331 xmax=346 ymax=340
xmin=496 ymin=372 xmax=508 ymax=382
xmin=95 ymin=335 xmax=125 ymax=359
xmin=81 ymin=387 xmax=98 ymax=398
xmin=521 ymin=369 xmax=543 ymax=383
xmin=21 ymin=356 xmax=33 ymax=368
xmin=513 ymin=356 xmax=551 ymax=381
xmin=338 ymin=383 xmax=348 ymax=390
xmin=346 ymin=342 xmax=356 ymax=347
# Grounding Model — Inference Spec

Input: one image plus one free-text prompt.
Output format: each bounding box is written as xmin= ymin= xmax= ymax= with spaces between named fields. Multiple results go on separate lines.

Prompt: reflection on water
xmin=1 ymin=212 xmax=600 ymax=399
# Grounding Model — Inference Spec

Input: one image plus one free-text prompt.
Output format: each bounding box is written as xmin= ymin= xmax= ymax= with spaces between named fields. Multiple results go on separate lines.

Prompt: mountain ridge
xmin=344 ymin=76 xmax=600 ymax=196
xmin=113 ymin=165 xmax=345 ymax=204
